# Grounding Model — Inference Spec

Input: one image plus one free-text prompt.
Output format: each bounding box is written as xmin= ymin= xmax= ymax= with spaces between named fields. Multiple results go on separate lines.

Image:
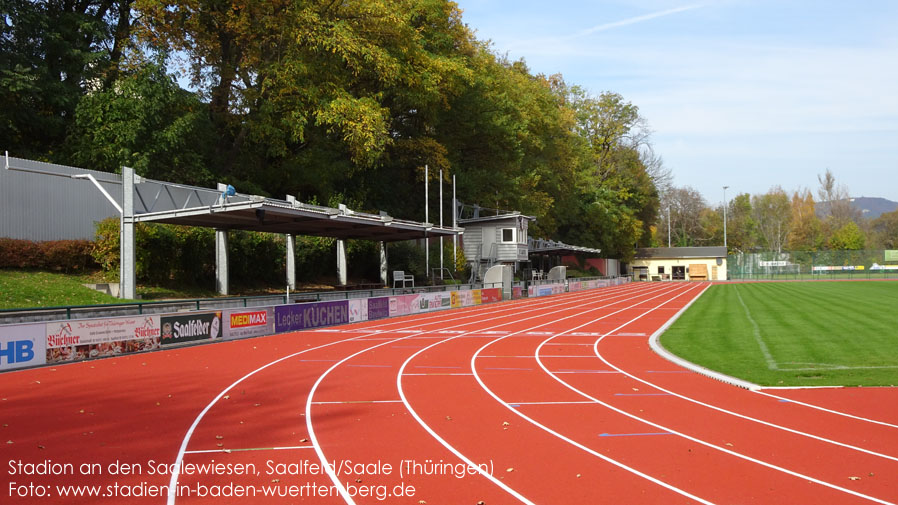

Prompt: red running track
xmin=1 ymin=282 xmax=896 ymax=504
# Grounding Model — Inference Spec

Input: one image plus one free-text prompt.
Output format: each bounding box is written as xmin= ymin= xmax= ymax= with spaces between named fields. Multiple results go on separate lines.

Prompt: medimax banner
xmin=1 ymin=323 xmax=46 ymax=371
xmin=161 ymin=312 xmax=222 ymax=346
xmin=46 ymin=316 xmax=161 ymax=363
xmin=224 ymin=308 xmax=273 ymax=340
xmin=275 ymin=300 xmax=350 ymax=333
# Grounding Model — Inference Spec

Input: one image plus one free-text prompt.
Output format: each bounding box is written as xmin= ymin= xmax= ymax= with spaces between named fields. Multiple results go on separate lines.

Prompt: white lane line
xmin=734 ymin=285 xmax=778 ymax=369
xmin=185 ymin=446 xmax=315 ymax=454
xmin=461 ymin=284 xmax=719 ymax=504
xmin=594 ymin=298 xmax=898 ymax=462
xmin=308 ymin=281 xmax=662 ymax=505
xmin=396 ymin=286 xmax=714 ymax=505
xmin=754 ymin=390 xmax=898 ymax=429
xmin=167 ymin=281 xmax=651 ymax=505
xmin=537 ymin=286 xmax=896 ymax=504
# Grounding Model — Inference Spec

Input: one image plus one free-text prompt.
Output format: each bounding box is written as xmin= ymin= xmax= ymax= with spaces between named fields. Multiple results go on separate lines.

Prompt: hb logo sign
xmin=0 ymin=340 xmax=35 ymax=365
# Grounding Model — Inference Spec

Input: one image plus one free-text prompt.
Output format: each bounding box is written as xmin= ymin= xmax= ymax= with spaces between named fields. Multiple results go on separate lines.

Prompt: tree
xmin=725 ymin=193 xmax=756 ymax=252
xmin=752 ymin=187 xmax=792 ymax=253
xmin=64 ymin=60 xmax=214 ymax=184
xmin=829 ymin=221 xmax=866 ymax=250
xmin=788 ymin=189 xmax=823 ymax=251
xmin=663 ymin=187 xmax=707 ymax=247
xmin=871 ymin=210 xmax=898 ymax=249
xmin=1 ymin=0 xmax=134 ymax=159
xmin=816 ymin=169 xmax=859 ymax=229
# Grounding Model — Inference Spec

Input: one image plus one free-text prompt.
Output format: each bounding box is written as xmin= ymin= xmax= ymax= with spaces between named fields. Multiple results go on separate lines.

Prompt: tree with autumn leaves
xmin=2 ymin=0 xmax=663 ymax=262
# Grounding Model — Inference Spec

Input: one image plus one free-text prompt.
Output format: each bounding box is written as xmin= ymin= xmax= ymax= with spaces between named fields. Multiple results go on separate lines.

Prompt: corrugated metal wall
xmin=0 ymin=156 xmax=121 ymax=241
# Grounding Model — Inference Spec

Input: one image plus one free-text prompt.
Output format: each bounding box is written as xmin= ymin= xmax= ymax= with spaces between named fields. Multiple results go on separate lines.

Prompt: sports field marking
xmin=397 ymin=283 xmax=707 ymax=505
xmin=734 ymin=286 xmax=778 ymax=370
xmin=307 ymin=282 xmax=660 ymax=504
xmin=164 ymin=284 xmax=638 ymax=504
xmin=528 ymin=287 xmax=898 ymax=504
xmin=595 ymin=303 xmax=898 ymax=464
xmin=455 ymin=284 xmax=720 ymax=504
xmin=755 ymin=390 xmax=898 ymax=429
xmin=185 ymin=445 xmax=315 ymax=454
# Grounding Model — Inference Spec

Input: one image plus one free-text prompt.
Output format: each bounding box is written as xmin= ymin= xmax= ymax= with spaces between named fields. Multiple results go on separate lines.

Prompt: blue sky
xmin=454 ymin=0 xmax=898 ymax=205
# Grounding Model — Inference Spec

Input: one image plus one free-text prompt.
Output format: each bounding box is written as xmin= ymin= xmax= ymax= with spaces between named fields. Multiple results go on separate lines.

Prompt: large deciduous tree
xmin=752 ymin=187 xmax=792 ymax=253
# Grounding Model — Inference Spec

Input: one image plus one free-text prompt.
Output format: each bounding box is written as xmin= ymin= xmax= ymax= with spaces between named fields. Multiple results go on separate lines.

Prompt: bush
xmin=0 ymin=238 xmax=95 ymax=272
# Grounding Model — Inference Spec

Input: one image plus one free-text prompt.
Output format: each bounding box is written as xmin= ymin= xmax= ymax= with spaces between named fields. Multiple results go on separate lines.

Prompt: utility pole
xmin=723 ymin=185 xmax=729 ymax=249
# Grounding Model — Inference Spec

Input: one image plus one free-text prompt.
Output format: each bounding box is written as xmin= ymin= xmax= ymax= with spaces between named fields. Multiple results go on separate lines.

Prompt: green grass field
xmin=661 ymin=281 xmax=898 ymax=387
xmin=0 ymin=270 xmax=124 ymax=309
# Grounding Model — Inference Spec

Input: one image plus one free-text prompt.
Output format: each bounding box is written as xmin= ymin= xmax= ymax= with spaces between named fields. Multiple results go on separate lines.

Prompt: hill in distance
xmin=816 ymin=197 xmax=897 ymax=220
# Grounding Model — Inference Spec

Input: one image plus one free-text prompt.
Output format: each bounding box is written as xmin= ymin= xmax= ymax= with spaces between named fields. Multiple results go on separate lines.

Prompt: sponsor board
xmin=512 ymin=286 xmax=523 ymax=299
xmin=481 ymin=288 xmax=502 ymax=303
xmin=1 ymin=323 xmax=46 ymax=371
xmin=870 ymin=263 xmax=898 ymax=271
xmin=419 ymin=292 xmax=450 ymax=311
xmin=812 ymin=265 xmax=865 ymax=272
xmin=450 ymin=291 xmax=462 ymax=309
xmin=224 ymin=308 xmax=273 ymax=339
xmin=348 ymin=299 xmax=368 ymax=323
xmin=368 ymin=297 xmax=390 ymax=320
xmin=46 ymin=316 xmax=162 ymax=363
xmin=389 ymin=294 xmax=420 ymax=317
xmin=275 ymin=301 xmax=349 ymax=332
xmin=472 ymin=289 xmax=482 ymax=305
xmin=886 ymin=250 xmax=898 ymax=262
xmin=161 ymin=312 xmax=222 ymax=346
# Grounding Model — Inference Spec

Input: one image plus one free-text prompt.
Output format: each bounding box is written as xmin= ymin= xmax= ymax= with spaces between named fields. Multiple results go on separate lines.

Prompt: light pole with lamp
xmin=723 ymin=186 xmax=729 ymax=249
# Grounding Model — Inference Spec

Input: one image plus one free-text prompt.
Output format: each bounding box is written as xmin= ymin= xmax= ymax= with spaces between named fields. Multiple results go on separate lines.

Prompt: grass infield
xmin=660 ymin=281 xmax=898 ymax=387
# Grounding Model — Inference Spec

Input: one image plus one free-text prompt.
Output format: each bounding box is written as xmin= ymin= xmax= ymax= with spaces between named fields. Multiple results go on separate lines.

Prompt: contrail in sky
xmin=570 ymin=3 xmax=706 ymax=38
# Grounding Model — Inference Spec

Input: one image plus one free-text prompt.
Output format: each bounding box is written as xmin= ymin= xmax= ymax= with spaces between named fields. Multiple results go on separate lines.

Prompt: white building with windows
xmin=458 ymin=204 xmax=535 ymax=280
xmin=630 ymin=247 xmax=728 ymax=281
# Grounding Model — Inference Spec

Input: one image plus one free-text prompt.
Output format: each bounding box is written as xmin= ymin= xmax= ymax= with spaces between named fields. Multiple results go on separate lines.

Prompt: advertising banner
xmin=224 ymin=308 xmax=273 ymax=340
xmin=871 ymin=264 xmax=898 ymax=271
xmin=348 ymin=299 xmax=368 ymax=323
xmin=812 ymin=265 xmax=864 ymax=272
xmin=886 ymin=250 xmax=898 ymax=262
xmin=367 ymin=297 xmax=390 ymax=320
xmin=389 ymin=294 xmax=420 ymax=317
xmin=46 ymin=316 xmax=162 ymax=363
xmin=512 ymin=286 xmax=523 ymax=299
xmin=450 ymin=291 xmax=462 ymax=308
xmin=161 ymin=312 xmax=222 ymax=346
xmin=419 ymin=292 xmax=450 ymax=311
xmin=569 ymin=281 xmax=582 ymax=292
xmin=481 ymin=288 xmax=502 ymax=303
xmin=472 ymin=289 xmax=482 ymax=305
xmin=1 ymin=323 xmax=46 ymax=371
xmin=275 ymin=300 xmax=349 ymax=333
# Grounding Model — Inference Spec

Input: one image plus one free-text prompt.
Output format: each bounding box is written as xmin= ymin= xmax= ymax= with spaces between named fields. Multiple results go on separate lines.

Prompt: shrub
xmin=0 ymin=238 xmax=95 ymax=272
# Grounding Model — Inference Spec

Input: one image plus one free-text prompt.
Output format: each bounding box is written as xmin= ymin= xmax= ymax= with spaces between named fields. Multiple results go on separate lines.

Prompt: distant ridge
xmin=816 ymin=197 xmax=898 ymax=220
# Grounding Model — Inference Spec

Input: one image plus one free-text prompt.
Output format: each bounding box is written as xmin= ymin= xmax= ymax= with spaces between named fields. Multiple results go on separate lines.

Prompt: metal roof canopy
xmin=131 ymin=178 xmax=460 ymax=242
xmin=634 ymin=247 xmax=727 ymax=259
xmin=529 ymin=238 xmax=602 ymax=256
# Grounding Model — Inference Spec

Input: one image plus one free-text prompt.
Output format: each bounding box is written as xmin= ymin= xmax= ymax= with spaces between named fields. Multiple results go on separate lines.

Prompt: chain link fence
xmin=727 ymin=250 xmax=898 ymax=280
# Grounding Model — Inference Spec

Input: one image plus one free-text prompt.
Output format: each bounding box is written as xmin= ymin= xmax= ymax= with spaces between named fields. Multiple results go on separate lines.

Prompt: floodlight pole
xmin=452 ymin=174 xmax=457 ymax=275
xmin=425 ymin=164 xmax=429 ymax=281
xmin=439 ymin=168 xmax=443 ymax=280
xmin=667 ymin=205 xmax=670 ymax=249
xmin=723 ymin=186 xmax=729 ymax=249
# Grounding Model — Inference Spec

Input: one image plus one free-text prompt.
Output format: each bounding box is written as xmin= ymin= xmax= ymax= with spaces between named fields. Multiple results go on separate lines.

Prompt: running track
xmin=2 ymin=282 xmax=896 ymax=504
